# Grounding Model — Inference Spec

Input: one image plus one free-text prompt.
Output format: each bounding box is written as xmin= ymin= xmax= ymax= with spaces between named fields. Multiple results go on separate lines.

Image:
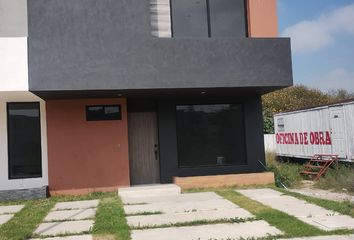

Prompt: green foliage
xmin=262 ymin=85 xmax=354 ymax=133
xmin=217 ymin=189 xmax=354 ymax=238
xmin=0 ymin=199 xmax=54 ymax=240
xmin=262 ymin=85 xmax=334 ymax=133
xmin=265 ymin=152 xmax=303 ymax=188
xmin=263 ymin=108 xmax=274 ymax=134
xmin=92 ymin=197 xmax=131 ymax=240
xmin=315 ymin=165 xmax=354 ymax=194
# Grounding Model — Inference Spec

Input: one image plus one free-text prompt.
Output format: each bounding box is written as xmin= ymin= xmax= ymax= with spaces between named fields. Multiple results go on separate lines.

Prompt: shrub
xmin=315 ymin=165 xmax=354 ymax=194
xmin=265 ymin=152 xmax=304 ymax=188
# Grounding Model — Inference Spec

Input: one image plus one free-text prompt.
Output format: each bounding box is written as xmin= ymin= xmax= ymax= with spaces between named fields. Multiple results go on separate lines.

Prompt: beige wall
xmin=247 ymin=0 xmax=278 ymax=37
xmin=0 ymin=0 xmax=27 ymax=37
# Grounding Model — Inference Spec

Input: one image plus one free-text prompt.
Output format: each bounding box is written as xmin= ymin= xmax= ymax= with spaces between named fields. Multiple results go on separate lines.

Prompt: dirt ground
xmin=289 ymin=181 xmax=354 ymax=203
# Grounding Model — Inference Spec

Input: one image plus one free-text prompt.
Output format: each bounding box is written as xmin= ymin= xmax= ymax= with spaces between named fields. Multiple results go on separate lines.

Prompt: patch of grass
xmin=278 ymin=188 xmax=354 ymax=218
xmin=0 ymin=191 xmax=123 ymax=240
xmin=265 ymin=152 xmax=304 ymax=188
xmin=0 ymin=199 xmax=54 ymax=240
xmin=126 ymin=211 xmax=163 ymax=216
xmin=217 ymin=188 xmax=354 ymax=238
xmin=92 ymin=197 xmax=130 ymax=240
xmin=131 ymin=217 xmax=253 ymax=230
xmin=315 ymin=165 xmax=354 ymax=194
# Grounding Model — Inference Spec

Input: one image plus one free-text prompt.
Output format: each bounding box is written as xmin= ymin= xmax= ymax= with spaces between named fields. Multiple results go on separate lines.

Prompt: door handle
xmin=154 ymin=144 xmax=159 ymax=161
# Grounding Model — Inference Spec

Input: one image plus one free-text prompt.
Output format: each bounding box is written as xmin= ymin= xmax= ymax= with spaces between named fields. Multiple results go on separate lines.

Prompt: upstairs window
xmin=171 ymin=0 xmax=247 ymax=37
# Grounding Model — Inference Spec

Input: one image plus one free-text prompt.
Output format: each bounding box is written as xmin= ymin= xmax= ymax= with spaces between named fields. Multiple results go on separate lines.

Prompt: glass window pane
xmin=86 ymin=105 xmax=121 ymax=121
xmin=176 ymin=104 xmax=246 ymax=167
xmin=7 ymin=102 xmax=42 ymax=179
xmin=209 ymin=0 xmax=247 ymax=37
xmin=171 ymin=0 xmax=209 ymax=37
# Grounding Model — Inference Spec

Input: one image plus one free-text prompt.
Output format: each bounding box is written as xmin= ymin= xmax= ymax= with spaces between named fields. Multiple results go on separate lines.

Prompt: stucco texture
xmin=46 ymin=98 xmax=130 ymax=192
xmin=248 ymin=0 xmax=278 ymax=37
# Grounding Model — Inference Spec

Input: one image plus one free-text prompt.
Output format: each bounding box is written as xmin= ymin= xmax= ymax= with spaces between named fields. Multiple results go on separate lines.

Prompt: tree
xmin=262 ymin=85 xmax=333 ymax=134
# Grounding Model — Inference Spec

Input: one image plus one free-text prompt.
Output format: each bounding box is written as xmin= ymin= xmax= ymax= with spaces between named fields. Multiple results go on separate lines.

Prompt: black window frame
xmin=175 ymin=102 xmax=248 ymax=168
xmin=170 ymin=0 xmax=249 ymax=38
xmin=86 ymin=105 xmax=122 ymax=121
xmin=7 ymin=102 xmax=43 ymax=180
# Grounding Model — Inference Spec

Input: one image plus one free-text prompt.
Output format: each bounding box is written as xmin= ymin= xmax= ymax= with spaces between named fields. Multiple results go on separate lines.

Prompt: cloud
xmin=282 ymin=3 xmax=354 ymax=54
xmin=307 ymin=68 xmax=354 ymax=91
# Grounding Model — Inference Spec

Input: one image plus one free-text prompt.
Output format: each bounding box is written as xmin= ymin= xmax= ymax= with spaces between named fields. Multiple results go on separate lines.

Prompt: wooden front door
xmin=128 ymin=111 xmax=160 ymax=185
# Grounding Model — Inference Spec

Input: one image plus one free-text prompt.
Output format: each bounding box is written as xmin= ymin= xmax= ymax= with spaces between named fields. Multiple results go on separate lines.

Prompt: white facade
xmin=0 ymin=37 xmax=28 ymax=91
xmin=274 ymin=101 xmax=354 ymax=162
xmin=0 ymin=92 xmax=48 ymax=190
xmin=264 ymin=134 xmax=276 ymax=152
xmin=0 ymin=0 xmax=48 ymax=191
xmin=150 ymin=0 xmax=172 ymax=38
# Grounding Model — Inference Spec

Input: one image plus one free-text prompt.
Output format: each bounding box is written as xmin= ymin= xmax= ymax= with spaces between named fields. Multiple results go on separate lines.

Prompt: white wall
xmin=0 ymin=92 xmax=48 ymax=191
xmin=264 ymin=134 xmax=276 ymax=152
xmin=0 ymin=37 xmax=28 ymax=91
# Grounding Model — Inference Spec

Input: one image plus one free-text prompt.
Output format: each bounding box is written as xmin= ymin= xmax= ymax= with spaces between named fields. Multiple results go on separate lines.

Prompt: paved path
xmin=131 ymin=221 xmax=281 ymax=240
xmin=237 ymin=188 xmax=354 ymax=231
xmin=32 ymin=200 xmax=98 ymax=238
xmin=286 ymin=235 xmax=354 ymax=240
xmin=31 ymin=235 xmax=93 ymax=240
xmin=0 ymin=205 xmax=24 ymax=225
xmin=289 ymin=188 xmax=354 ymax=203
xmin=119 ymin=185 xmax=282 ymax=240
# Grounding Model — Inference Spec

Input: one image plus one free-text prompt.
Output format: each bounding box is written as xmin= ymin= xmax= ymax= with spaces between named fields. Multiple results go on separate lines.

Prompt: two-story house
xmin=0 ymin=0 xmax=292 ymax=199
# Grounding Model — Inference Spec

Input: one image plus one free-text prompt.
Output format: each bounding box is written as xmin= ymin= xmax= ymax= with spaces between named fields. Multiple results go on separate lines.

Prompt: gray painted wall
xmin=0 ymin=0 xmax=27 ymax=37
xmin=28 ymin=0 xmax=292 ymax=92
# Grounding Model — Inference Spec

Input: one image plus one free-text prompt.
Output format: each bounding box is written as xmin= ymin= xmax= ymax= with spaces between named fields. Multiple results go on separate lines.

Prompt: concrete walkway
xmin=286 ymin=235 xmax=354 ymax=240
xmin=0 ymin=205 xmax=24 ymax=225
xmin=119 ymin=185 xmax=282 ymax=239
xmin=289 ymin=188 xmax=354 ymax=203
xmin=238 ymin=188 xmax=354 ymax=231
xmin=32 ymin=200 xmax=98 ymax=238
xmin=131 ymin=221 xmax=281 ymax=240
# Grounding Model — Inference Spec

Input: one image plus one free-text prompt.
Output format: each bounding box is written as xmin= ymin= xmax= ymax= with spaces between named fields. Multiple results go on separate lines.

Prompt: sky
xmin=278 ymin=0 xmax=354 ymax=91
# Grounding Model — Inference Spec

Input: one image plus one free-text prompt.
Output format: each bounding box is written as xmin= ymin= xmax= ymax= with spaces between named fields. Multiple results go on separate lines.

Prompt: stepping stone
xmin=119 ymin=184 xmax=181 ymax=199
xmin=127 ymin=208 xmax=254 ymax=227
xmin=44 ymin=208 xmax=96 ymax=222
xmin=286 ymin=235 xmax=354 ymax=240
xmin=34 ymin=220 xmax=94 ymax=236
xmin=299 ymin=215 xmax=354 ymax=231
xmin=122 ymin=192 xmax=221 ymax=205
xmin=0 ymin=214 xmax=14 ymax=225
xmin=131 ymin=220 xmax=282 ymax=240
xmin=124 ymin=198 xmax=238 ymax=214
xmin=0 ymin=205 xmax=25 ymax=214
xmin=237 ymin=188 xmax=354 ymax=231
xmin=53 ymin=200 xmax=99 ymax=211
xmin=30 ymin=235 xmax=93 ymax=240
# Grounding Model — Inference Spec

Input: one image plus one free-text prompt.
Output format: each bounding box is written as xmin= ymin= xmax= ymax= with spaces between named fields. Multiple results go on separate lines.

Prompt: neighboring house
xmin=0 ymin=0 xmax=292 ymax=199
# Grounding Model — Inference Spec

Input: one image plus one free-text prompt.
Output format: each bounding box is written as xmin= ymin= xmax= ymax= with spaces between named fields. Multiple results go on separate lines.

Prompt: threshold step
xmin=118 ymin=184 xmax=181 ymax=199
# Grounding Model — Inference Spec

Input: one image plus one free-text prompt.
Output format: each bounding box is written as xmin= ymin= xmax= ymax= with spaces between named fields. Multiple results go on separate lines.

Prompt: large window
xmin=7 ymin=103 xmax=42 ymax=179
xmin=176 ymin=104 xmax=246 ymax=167
xmin=171 ymin=0 xmax=247 ymax=37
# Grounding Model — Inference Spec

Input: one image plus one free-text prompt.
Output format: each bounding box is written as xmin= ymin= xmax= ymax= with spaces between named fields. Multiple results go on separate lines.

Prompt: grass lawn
xmin=0 ymin=192 xmax=130 ymax=240
xmin=185 ymin=186 xmax=354 ymax=239
xmin=1 ymin=186 xmax=353 ymax=240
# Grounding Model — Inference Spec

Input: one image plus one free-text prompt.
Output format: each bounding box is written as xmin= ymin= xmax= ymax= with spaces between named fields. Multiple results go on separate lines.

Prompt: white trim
xmin=0 ymin=92 xmax=48 ymax=191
